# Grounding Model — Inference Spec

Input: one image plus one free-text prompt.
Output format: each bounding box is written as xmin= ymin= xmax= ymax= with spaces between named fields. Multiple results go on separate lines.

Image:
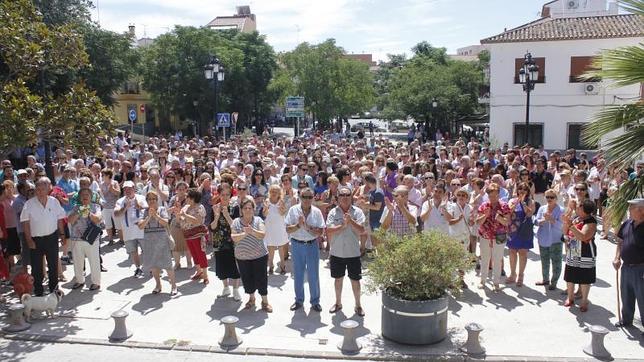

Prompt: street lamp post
xmin=203 ymin=55 xmax=225 ymax=139
xmin=424 ymin=98 xmax=438 ymax=142
xmin=518 ymin=52 xmax=540 ymax=146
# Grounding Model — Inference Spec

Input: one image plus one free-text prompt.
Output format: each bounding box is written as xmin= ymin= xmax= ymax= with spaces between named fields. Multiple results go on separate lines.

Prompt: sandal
xmin=152 ymin=287 xmax=161 ymax=294
xmin=202 ymin=278 xmax=209 ymax=285
xmin=245 ymin=300 xmax=256 ymax=310
xmin=580 ymin=303 xmax=589 ymax=312
xmin=564 ymin=299 xmax=574 ymax=307
xmin=268 ymin=267 xmax=274 ymax=275
xmin=354 ymin=306 xmax=365 ymax=317
xmin=261 ymin=302 xmax=273 ymax=313
xmin=170 ymin=287 xmax=178 ymax=296
xmin=89 ymin=284 xmax=100 ymax=291
xmin=71 ymin=282 xmax=84 ymax=290
xmin=279 ymin=265 xmax=286 ymax=275
xmin=329 ymin=304 xmax=342 ymax=314
xmin=505 ymin=275 xmax=516 ymax=284
xmin=58 ymin=275 xmax=67 ymax=282
xmin=190 ymin=271 xmax=203 ymax=280
xmin=516 ymin=274 xmax=524 ymax=287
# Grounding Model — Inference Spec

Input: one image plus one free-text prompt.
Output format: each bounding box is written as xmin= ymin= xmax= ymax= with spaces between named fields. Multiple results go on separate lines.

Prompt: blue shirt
xmin=535 ymin=204 xmax=564 ymax=247
xmin=57 ymin=178 xmax=79 ymax=212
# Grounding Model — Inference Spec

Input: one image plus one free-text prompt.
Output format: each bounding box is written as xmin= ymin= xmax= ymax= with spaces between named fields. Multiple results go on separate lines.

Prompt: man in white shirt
xmin=285 ymin=187 xmax=326 ymax=312
xmin=140 ymin=169 xmax=169 ymax=207
xmin=114 ymin=181 xmax=147 ymax=277
xmin=420 ymin=183 xmax=450 ymax=234
xmin=20 ymin=177 xmax=67 ymax=296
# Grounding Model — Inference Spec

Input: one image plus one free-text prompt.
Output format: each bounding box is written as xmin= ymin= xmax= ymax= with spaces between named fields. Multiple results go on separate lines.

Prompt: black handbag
xmin=82 ymin=221 xmax=103 ymax=245
xmin=516 ymin=202 xmax=534 ymax=240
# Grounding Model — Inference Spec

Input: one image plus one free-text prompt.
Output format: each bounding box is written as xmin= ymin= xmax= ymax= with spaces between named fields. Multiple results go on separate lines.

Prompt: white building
xmin=481 ymin=0 xmax=643 ymax=150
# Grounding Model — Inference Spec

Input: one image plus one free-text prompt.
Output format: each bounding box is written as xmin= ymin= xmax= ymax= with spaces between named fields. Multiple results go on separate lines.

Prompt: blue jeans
xmin=620 ymin=264 xmax=644 ymax=325
xmin=291 ymin=239 xmax=320 ymax=305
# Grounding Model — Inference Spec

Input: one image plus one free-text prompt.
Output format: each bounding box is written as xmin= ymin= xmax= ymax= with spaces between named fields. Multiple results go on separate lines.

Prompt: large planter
xmin=381 ymin=290 xmax=448 ymax=345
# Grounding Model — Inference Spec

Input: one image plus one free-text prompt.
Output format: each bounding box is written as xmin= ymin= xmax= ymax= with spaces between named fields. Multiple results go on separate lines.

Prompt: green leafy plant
xmin=366 ymin=230 xmax=473 ymax=301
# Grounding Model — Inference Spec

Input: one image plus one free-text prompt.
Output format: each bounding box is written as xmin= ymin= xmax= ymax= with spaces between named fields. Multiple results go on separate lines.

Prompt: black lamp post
xmin=518 ymin=52 xmax=540 ymax=146
xmin=203 ymin=55 xmax=225 ymax=138
xmin=424 ymin=98 xmax=438 ymax=142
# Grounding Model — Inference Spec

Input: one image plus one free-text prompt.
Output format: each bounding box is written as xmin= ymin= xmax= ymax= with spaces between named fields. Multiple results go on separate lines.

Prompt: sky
xmin=90 ymin=0 xmax=554 ymax=61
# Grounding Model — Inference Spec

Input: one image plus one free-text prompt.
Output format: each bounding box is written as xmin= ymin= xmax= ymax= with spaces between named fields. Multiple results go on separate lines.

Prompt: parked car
xmin=388 ymin=120 xmax=411 ymax=132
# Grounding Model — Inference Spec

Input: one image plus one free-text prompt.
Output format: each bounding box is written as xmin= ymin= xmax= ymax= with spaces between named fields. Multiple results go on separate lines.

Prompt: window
xmin=121 ymin=81 xmax=140 ymax=94
xmin=514 ymin=57 xmax=546 ymax=84
xmin=513 ymin=123 xmax=543 ymax=146
xmin=569 ymin=56 xmax=599 ymax=83
xmin=567 ymin=123 xmax=597 ymax=150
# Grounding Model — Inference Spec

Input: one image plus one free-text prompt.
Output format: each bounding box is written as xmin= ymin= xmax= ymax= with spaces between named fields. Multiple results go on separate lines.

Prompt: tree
xmin=139 ymin=26 xmax=276 ymax=135
xmin=0 ymin=0 xmax=114 ymax=157
xmin=271 ymin=39 xmax=375 ymax=129
xmin=374 ymin=54 xmax=407 ymax=120
xmin=582 ymin=0 xmax=643 ymax=227
xmin=388 ymin=52 xmax=483 ymax=136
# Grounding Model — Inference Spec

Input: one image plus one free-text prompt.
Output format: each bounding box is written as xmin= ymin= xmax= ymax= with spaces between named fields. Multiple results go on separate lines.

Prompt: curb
xmin=1 ymin=331 xmax=635 ymax=361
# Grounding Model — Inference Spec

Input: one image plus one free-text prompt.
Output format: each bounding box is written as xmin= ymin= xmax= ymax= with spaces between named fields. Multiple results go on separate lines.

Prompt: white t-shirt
xmin=115 ymin=195 xmax=148 ymax=241
xmin=421 ymin=200 xmax=449 ymax=234
xmin=20 ymin=196 xmax=66 ymax=237
xmin=284 ymin=204 xmax=326 ymax=241
xmin=448 ymin=202 xmax=472 ymax=239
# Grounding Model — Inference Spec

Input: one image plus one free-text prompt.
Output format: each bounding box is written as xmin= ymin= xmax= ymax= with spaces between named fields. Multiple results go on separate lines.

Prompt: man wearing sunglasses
xmin=285 ymin=187 xmax=326 ymax=312
xmin=326 ymin=186 xmax=366 ymax=316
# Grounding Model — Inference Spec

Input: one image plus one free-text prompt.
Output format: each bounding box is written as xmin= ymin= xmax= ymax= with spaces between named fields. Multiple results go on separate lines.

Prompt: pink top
xmin=1 ymin=198 xmax=17 ymax=228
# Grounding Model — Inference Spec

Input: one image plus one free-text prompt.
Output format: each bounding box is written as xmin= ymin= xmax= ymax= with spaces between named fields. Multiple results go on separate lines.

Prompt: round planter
xmin=381 ymin=291 xmax=448 ymax=345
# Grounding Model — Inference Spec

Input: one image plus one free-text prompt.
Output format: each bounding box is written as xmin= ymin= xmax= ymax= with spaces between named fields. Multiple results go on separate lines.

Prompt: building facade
xmin=206 ymin=5 xmax=256 ymax=33
xmin=481 ymin=0 xmax=643 ymax=150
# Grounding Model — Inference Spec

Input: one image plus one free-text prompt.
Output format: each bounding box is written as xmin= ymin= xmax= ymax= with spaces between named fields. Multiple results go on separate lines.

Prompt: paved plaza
xmin=0 ymin=226 xmax=642 ymax=360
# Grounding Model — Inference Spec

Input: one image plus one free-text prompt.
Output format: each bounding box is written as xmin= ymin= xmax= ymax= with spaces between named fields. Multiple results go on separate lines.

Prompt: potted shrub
xmin=366 ymin=230 xmax=473 ymax=345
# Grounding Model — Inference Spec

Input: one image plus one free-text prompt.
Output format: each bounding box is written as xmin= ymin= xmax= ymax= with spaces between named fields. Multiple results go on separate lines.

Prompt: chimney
xmin=128 ymin=24 xmax=136 ymax=39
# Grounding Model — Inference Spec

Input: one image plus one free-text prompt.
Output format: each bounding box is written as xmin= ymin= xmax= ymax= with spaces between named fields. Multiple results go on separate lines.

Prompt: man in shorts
xmin=326 ymin=186 xmax=366 ymax=316
xmin=114 ymin=181 xmax=147 ymax=277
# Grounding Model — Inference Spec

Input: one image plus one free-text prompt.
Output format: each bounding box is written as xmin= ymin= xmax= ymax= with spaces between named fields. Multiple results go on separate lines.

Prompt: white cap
xmin=123 ymin=181 xmax=135 ymax=188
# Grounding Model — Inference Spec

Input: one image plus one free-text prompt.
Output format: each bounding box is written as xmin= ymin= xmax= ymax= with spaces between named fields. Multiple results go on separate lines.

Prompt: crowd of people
xmin=0 ymin=128 xmax=642 ymax=325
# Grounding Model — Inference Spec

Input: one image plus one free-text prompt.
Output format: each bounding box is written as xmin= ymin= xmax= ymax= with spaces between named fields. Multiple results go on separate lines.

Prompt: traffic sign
xmin=128 ymin=109 xmax=137 ymax=123
xmin=217 ymin=113 xmax=231 ymax=128
xmin=286 ymin=96 xmax=305 ymax=118
xmin=139 ymin=104 xmax=145 ymax=113
xmin=231 ymin=112 xmax=239 ymax=125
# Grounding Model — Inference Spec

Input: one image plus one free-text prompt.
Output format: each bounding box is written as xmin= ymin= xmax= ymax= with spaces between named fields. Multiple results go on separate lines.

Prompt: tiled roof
xmin=206 ymin=16 xmax=247 ymax=28
xmin=481 ymin=14 xmax=644 ymax=43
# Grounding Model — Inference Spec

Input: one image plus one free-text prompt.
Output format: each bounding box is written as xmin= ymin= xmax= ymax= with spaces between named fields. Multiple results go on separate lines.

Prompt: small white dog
xmin=21 ymin=290 xmax=64 ymax=321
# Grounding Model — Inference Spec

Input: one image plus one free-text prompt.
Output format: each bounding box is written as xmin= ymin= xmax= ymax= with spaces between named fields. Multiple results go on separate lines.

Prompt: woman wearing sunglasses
xmin=535 ymin=189 xmax=564 ymax=290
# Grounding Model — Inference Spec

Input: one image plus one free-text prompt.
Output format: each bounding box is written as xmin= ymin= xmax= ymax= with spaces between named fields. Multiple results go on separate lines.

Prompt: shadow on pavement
xmin=106 ymin=275 xmax=146 ymax=295
xmin=205 ymin=297 xmax=243 ymax=322
xmin=131 ymin=292 xmax=172 ymax=315
xmin=286 ymin=308 xmax=328 ymax=337
xmin=449 ymin=290 xmax=484 ymax=317
xmin=483 ymin=287 xmax=524 ymax=311
xmin=0 ymin=338 xmax=47 ymax=361
xmin=267 ymin=274 xmax=287 ymax=289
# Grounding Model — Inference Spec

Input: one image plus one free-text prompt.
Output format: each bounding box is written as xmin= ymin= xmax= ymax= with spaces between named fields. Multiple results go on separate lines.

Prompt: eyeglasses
xmin=140 ymin=170 xmax=148 ymax=173
xmin=451 ymin=183 xmax=461 ymax=186
xmin=238 ymin=187 xmax=247 ymax=191
xmin=575 ymin=188 xmax=587 ymax=191
xmin=338 ymin=194 xmax=351 ymax=197
xmin=546 ymin=196 xmax=556 ymax=200
xmin=146 ymin=198 xmax=158 ymax=201
xmin=301 ymin=195 xmax=313 ymax=200
xmin=520 ymin=173 xmax=529 ymax=176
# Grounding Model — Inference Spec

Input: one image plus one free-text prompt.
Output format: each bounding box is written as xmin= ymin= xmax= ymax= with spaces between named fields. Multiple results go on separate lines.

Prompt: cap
xmin=626 ymin=198 xmax=644 ymax=207
xmin=17 ymin=169 xmax=28 ymax=176
xmin=123 ymin=181 xmax=135 ymax=188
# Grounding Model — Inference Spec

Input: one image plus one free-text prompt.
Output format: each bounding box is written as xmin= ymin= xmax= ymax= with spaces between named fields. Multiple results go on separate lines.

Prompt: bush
xmin=366 ymin=230 xmax=473 ymax=301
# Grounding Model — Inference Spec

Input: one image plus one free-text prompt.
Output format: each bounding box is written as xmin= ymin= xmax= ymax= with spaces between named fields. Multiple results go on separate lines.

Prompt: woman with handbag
xmin=562 ymin=199 xmax=598 ymax=312
xmin=179 ymin=189 xmax=209 ymax=284
xmin=506 ymin=182 xmax=535 ymax=287
xmin=476 ymin=183 xmax=512 ymax=292
xmin=210 ymin=184 xmax=242 ymax=300
xmin=68 ymin=189 xmax=102 ymax=291
xmin=139 ymin=191 xmax=177 ymax=295
xmin=231 ymin=198 xmax=272 ymax=312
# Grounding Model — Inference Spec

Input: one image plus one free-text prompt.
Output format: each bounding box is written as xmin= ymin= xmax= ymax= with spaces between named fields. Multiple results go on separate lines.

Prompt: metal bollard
xmin=583 ymin=325 xmax=611 ymax=360
xmin=219 ymin=315 xmax=242 ymax=348
xmin=2 ymin=303 xmax=31 ymax=332
xmin=109 ymin=310 xmax=133 ymax=341
xmin=337 ymin=319 xmax=361 ymax=355
xmin=460 ymin=322 xmax=485 ymax=355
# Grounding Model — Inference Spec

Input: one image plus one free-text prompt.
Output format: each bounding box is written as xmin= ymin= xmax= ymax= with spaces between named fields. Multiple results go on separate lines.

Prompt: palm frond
xmin=618 ymin=0 xmax=644 ymax=15
xmin=584 ymin=45 xmax=644 ymax=87
xmin=597 ymin=124 xmax=644 ymax=169
xmin=606 ymin=177 xmax=643 ymax=229
xmin=582 ymin=103 xmax=643 ymax=144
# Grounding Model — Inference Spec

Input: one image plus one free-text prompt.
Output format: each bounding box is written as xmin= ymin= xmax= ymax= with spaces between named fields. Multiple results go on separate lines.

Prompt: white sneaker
xmin=232 ymin=288 xmax=242 ymax=301
xmin=218 ymin=286 xmax=231 ymax=298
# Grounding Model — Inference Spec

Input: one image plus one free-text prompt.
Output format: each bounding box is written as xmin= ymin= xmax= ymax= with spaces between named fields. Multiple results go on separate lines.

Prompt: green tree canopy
xmin=139 ymin=26 xmax=276 ymax=134
xmin=0 ymin=0 xmax=114 ymax=157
